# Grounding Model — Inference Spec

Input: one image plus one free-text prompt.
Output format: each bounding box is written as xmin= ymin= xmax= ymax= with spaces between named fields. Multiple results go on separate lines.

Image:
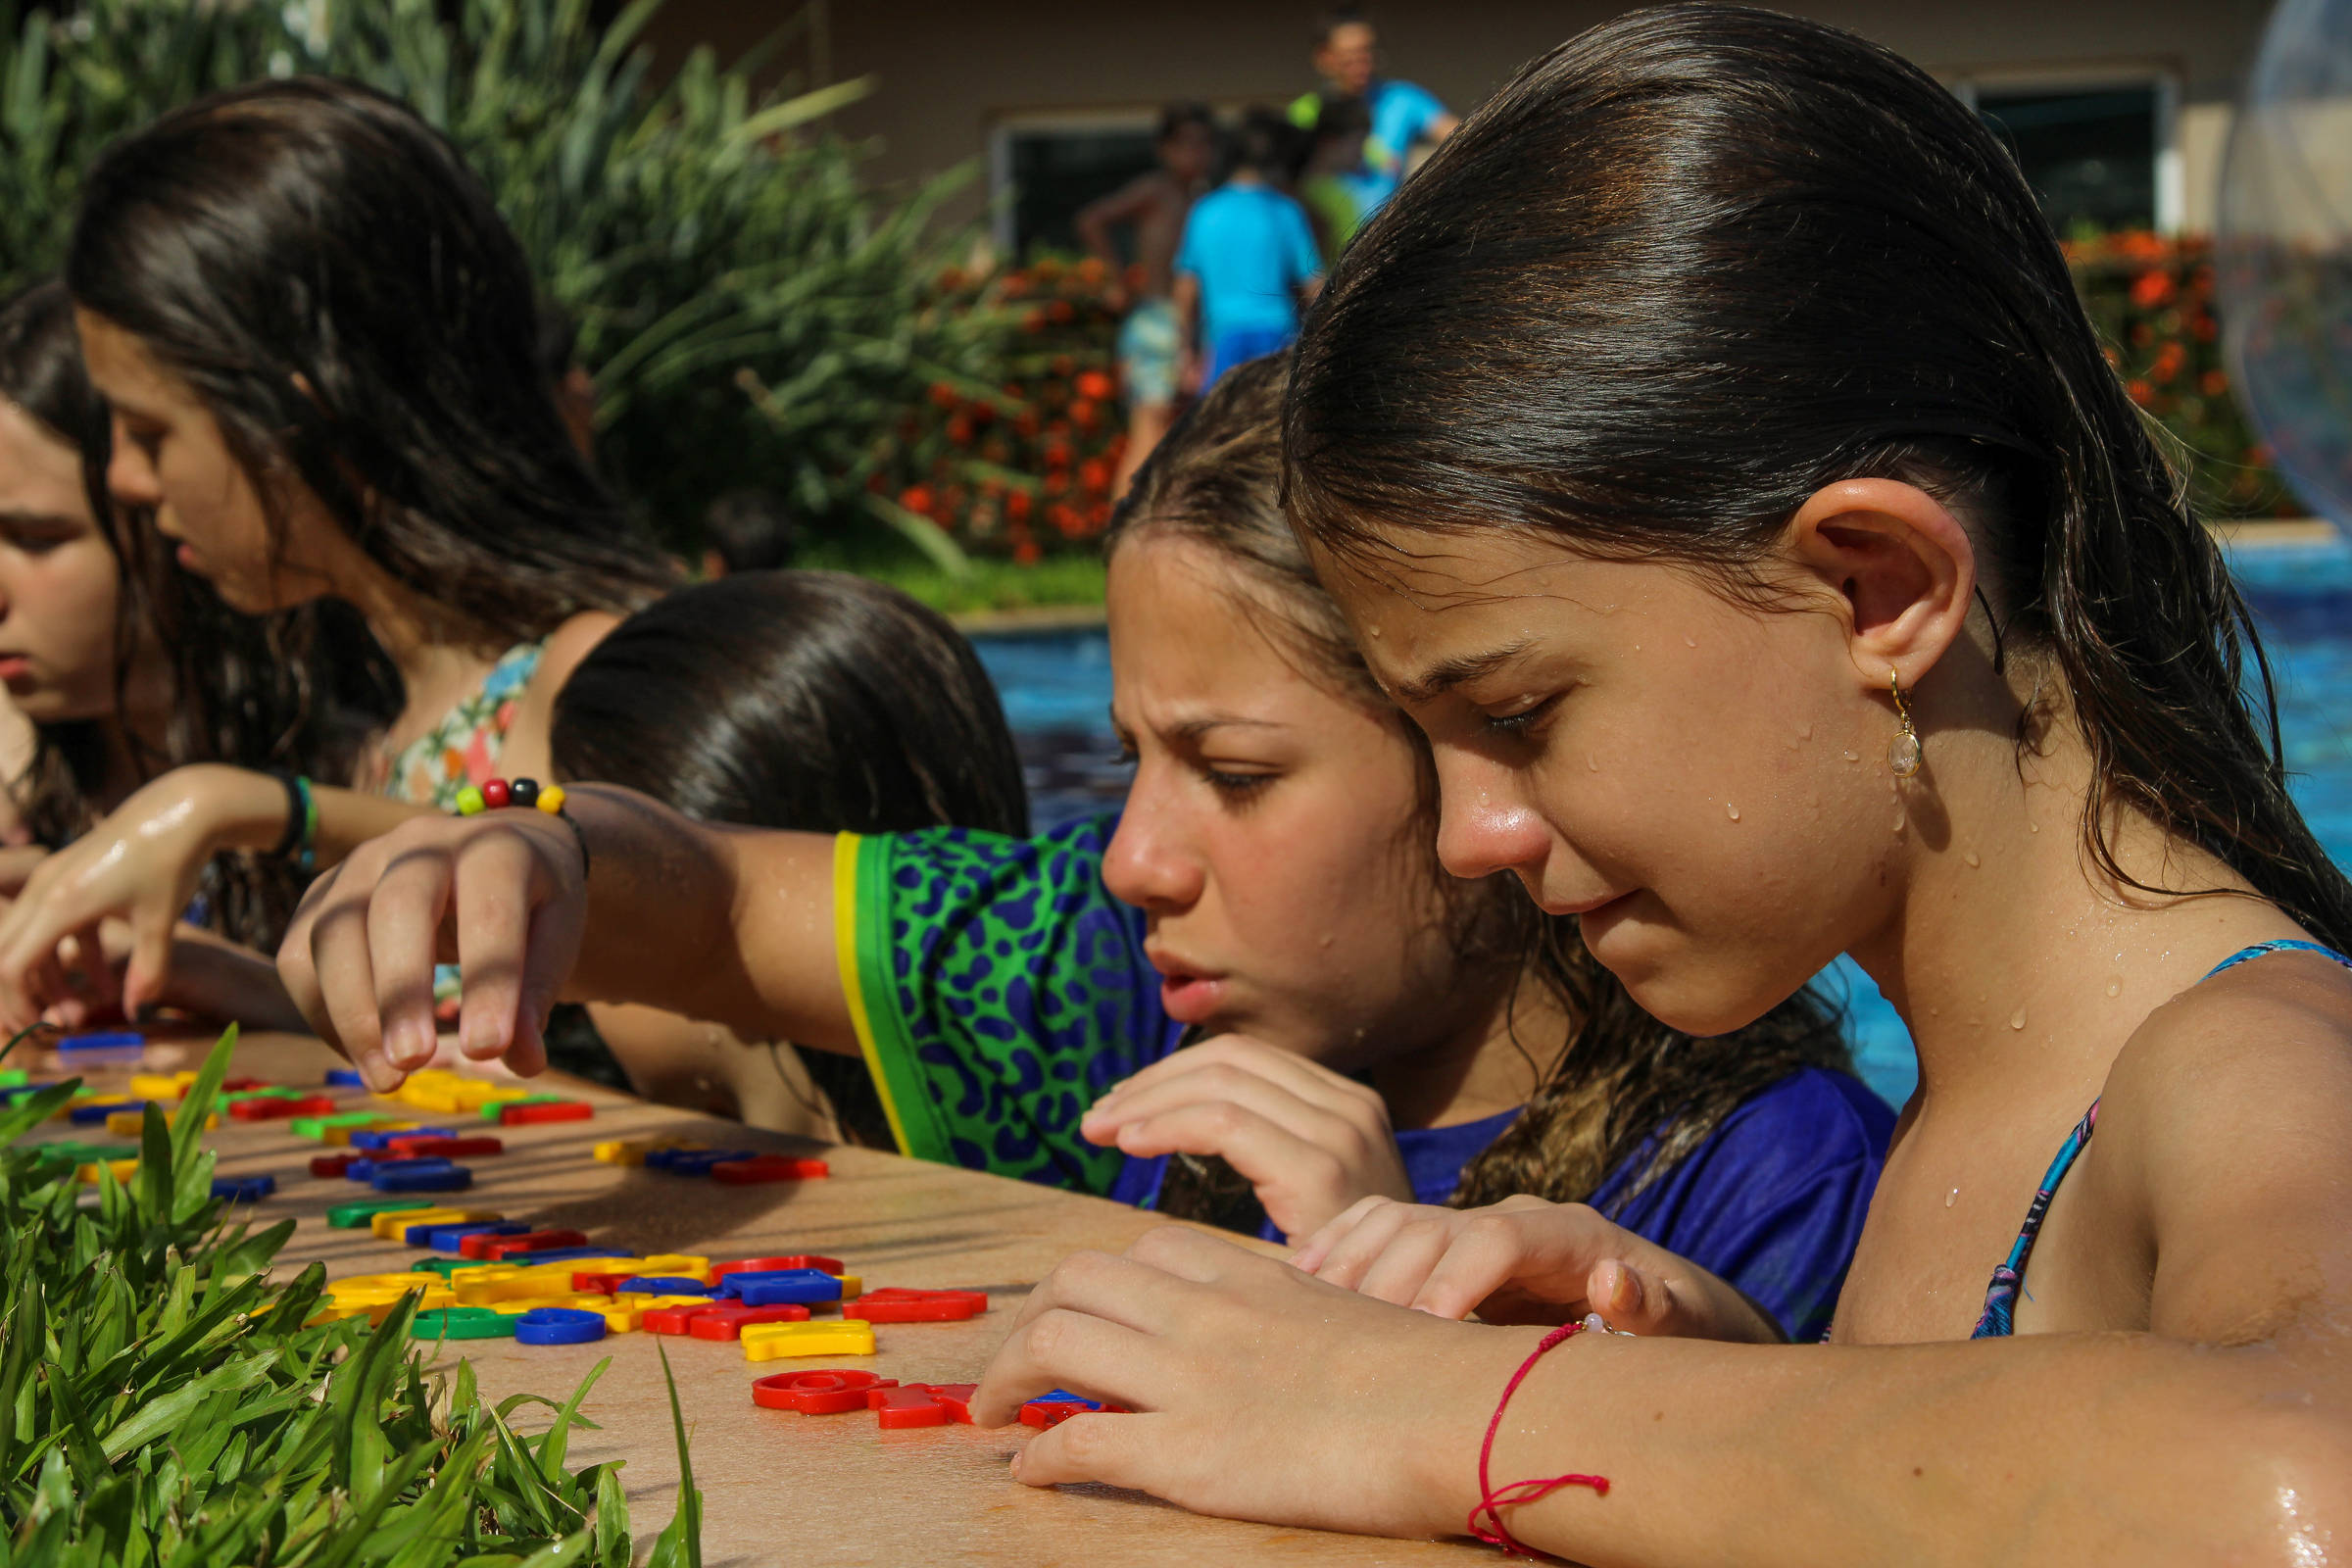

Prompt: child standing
xmin=1076 ymin=104 xmax=1217 ymax=496
xmin=1173 ymin=112 xmax=1322 ymax=393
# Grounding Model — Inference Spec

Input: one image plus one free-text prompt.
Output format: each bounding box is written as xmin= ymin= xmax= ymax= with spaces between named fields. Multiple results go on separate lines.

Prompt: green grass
xmin=795 ymin=537 xmax=1107 ymax=617
xmin=0 ymin=1027 xmax=701 ymax=1565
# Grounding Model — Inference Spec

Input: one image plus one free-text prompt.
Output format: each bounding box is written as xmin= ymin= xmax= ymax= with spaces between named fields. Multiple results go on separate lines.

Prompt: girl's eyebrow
xmin=1392 ymin=637 xmax=1536 ymax=705
xmin=1105 ymin=704 xmax=1286 ymax=744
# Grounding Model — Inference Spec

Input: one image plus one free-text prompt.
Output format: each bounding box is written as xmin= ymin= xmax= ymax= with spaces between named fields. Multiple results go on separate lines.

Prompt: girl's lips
xmin=1157 ymin=970 xmax=1229 ymax=1026
xmin=0 ymin=655 xmax=29 ymax=683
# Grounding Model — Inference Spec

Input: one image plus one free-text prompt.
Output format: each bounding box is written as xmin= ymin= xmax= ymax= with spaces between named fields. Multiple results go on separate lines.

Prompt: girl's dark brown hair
xmin=1285 ymin=5 xmax=2352 ymax=957
xmin=1112 ymin=355 xmax=1848 ymax=1208
xmin=1 ymin=278 xmax=394 ymax=946
xmin=67 ymin=76 xmax=671 ymax=646
xmin=551 ymin=569 xmax=1029 ymax=1144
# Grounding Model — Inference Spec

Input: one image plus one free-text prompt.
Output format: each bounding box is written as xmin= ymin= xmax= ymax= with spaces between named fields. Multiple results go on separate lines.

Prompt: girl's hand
xmin=1298 ymin=1194 xmax=1785 ymax=1342
xmin=1079 ymin=1033 xmax=1413 ymax=1241
xmin=276 ymin=808 xmax=586 ymax=1091
xmin=0 ymin=764 xmax=274 ymax=1029
xmin=971 ymin=1224 xmax=1528 ymax=1538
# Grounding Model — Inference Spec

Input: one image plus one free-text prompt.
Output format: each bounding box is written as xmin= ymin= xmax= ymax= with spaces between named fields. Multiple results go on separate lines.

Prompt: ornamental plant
xmin=0 ymin=0 xmax=1024 ymax=566
xmin=2065 ymin=230 xmax=2299 ymax=519
xmin=874 ymin=254 xmax=1130 ymax=565
xmin=0 ymin=1028 xmax=702 ymax=1564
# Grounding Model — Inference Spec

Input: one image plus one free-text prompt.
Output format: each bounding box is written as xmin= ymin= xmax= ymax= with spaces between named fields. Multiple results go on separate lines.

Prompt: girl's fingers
xmin=368 ymin=847 xmax=455 ymax=1071
xmin=1586 ymin=1258 xmax=1674 ymax=1334
xmin=1352 ymin=1214 xmax=1464 ymax=1311
xmin=306 ymin=891 xmax=392 ymax=1086
xmin=1408 ymin=1207 xmax=1615 ymax=1321
xmin=1306 ymin=1200 xmax=1445 ymax=1290
xmin=69 ymin=921 xmax=122 ymax=1019
xmin=120 ymin=906 xmax=176 ymax=1016
xmin=969 ymin=1300 xmax=1173 ymax=1428
xmin=1291 ymin=1194 xmax=1396 ymax=1272
xmin=1011 ymin=1410 xmax=1175 ymax=1493
xmin=995 ymin=1246 xmax=1202 ymax=1344
xmin=1093 ymin=1034 xmax=1374 ymax=1123
xmin=453 ymin=820 xmax=576 ymax=1068
xmin=1088 ymin=1063 xmax=1363 ymax=1159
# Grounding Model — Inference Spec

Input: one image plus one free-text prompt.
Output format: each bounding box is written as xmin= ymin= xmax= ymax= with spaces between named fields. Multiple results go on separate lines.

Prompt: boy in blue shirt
xmin=1173 ymin=112 xmax=1322 ymax=392
xmin=1287 ymin=6 xmax=1458 ymax=216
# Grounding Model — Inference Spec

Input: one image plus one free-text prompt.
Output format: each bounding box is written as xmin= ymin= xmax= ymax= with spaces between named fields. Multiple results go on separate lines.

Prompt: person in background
xmin=1289 ymin=5 xmax=1457 ymax=220
xmin=1172 ymin=110 xmax=1322 ymax=395
xmin=699 ymin=487 xmax=803 ymax=578
xmin=547 ymin=569 xmax=1029 ymax=1140
xmin=1296 ymin=94 xmax=1376 ymax=261
xmin=1075 ymin=103 xmax=1217 ymax=498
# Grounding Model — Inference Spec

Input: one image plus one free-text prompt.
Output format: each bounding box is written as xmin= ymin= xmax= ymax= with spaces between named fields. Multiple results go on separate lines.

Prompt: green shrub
xmin=0 ymin=0 xmax=1024 ymax=565
xmin=2066 ymin=230 xmax=2299 ymax=519
xmin=0 ymin=1028 xmax=702 ymax=1564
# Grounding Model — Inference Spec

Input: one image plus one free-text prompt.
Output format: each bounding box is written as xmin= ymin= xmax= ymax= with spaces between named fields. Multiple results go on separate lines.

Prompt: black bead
xmin=508 ymin=777 xmax=540 ymax=809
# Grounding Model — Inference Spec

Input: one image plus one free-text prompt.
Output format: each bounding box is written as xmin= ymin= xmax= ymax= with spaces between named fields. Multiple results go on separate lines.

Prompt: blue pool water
xmin=970 ymin=531 xmax=2352 ymax=1109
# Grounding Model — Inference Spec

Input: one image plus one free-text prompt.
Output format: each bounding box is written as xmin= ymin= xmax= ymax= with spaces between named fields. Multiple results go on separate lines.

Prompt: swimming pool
xmin=970 ymin=529 xmax=2352 ymax=1108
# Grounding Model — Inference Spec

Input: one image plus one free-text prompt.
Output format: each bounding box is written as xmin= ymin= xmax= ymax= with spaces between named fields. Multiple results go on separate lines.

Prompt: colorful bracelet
xmin=1467 ymin=1313 xmax=1620 ymax=1556
xmin=451 ymin=777 xmax=588 ymax=880
xmin=269 ymin=771 xmax=318 ymax=871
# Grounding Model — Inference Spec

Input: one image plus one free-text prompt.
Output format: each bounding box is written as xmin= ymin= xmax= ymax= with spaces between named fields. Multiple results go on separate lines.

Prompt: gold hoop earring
xmin=1887 ymin=669 xmax=1922 ymax=778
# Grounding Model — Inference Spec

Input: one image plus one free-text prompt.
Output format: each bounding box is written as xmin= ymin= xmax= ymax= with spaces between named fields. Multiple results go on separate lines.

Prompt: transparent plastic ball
xmin=2218 ymin=0 xmax=2352 ymax=526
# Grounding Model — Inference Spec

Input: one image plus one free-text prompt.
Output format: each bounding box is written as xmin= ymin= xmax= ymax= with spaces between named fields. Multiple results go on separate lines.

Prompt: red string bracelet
xmin=1468 ymin=1316 xmax=1613 ymax=1557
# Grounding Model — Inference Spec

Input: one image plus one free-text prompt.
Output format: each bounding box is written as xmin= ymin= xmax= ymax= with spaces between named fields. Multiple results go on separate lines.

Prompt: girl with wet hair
xmin=961 ymin=8 xmax=2352 ymax=1556
xmin=275 ymin=354 xmax=1889 ymax=1346
xmin=0 ymin=77 xmax=671 ymax=1029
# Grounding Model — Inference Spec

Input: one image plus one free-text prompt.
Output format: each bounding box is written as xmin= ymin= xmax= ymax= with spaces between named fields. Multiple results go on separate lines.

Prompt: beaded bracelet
xmin=451 ymin=777 xmax=589 ymax=880
xmin=1467 ymin=1313 xmax=1621 ymax=1556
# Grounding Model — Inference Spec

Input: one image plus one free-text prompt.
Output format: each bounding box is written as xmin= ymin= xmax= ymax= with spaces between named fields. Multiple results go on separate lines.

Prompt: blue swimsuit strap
xmin=1971 ymin=939 xmax=2352 ymax=1339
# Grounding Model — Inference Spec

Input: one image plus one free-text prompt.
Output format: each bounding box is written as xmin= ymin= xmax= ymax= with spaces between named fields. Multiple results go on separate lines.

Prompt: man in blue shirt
xmin=1287 ymin=6 xmax=1459 ymax=218
xmin=1172 ymin=112 xmax=1322 ymax=393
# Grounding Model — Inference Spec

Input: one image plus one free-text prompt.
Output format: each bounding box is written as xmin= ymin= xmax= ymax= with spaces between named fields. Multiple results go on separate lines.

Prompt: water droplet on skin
xmin=1945 ymin=1188 xmax=1958 ymax=1208
xmin=1588 ymin=755 xmax=1600 ymax=772
xmin=1684 ymin=635 xmax=1697 ymax=649
xmin=1726 ymin=804 xmax=1740 ymax=821
xmin=1964 ymin=850 xmax=1981 ymax=867
xmin=1366 ymin=625 xmax=1383 ymax=638
xmin=1799 ymin=723 xmax=1814 ymax=740
xmin=1842 ymin=750 xmax=1860 ymax=762
xmin=2009 ymin=1008 xmax=2027 ymax=1031
xmin=2029 ymin=822 xmax=2040 ymax=833
xmin=2106 ymin=976 xmax=2123 ymax=998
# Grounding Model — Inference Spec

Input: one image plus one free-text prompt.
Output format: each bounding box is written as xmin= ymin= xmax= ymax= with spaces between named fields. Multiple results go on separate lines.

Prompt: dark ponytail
xmin=1284 ymin=3 xmax=2352 ymax=955
xmin=1118 ymin=355 xmax=1847 ymax=1211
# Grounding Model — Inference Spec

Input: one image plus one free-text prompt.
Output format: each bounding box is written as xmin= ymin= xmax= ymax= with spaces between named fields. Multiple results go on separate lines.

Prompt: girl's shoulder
xmin=2101 ymin=941 xmax=2352 ymax=1164
xmin=527 ymin=611 xmax=624 ymax=702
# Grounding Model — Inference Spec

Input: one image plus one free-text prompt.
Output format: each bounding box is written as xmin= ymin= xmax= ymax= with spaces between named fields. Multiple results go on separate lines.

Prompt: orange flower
xmin=2151 ymin=342 xmax=2185 ymax=382
xmin=899 ymin=484 xmax=936 ymax=517
xmin=1075 ymin=369 xmax=1115 ymax=402
xmin=1079 ymin=458 xmax=1112 ymax=494
xmin=1005 ymin=490 xmax=1033 ymax=522
xmin=947 ymin=414 xmax=975 ymax=447
xmin=1074 ymin=256 xmax=1107 ymax=285
xmin=2130 ymin=270 xmax=2175 ymax=310
xmin=1013 ymin=539 xmax=1043 ymax=565
xmin=2126 ymin=379 xmax=2153 ymax=406
xmin=2200 ymin=368 xmax=2229 ymax=397
xmin=1069 ymin=398 xmax=1100 ymax=430
xmin=928 ymin=381 xmax=959 ymax=409
xmin=1048 ymin=299 xmax=1077 ymax=324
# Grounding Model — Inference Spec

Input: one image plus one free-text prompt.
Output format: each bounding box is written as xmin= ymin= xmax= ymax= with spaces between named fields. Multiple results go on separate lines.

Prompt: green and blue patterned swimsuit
xmin=835 ymin=813 xmax=1894 ymax=1342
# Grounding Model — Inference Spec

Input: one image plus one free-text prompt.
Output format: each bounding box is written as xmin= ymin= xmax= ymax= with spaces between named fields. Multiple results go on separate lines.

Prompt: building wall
xmin=646 ymin=0 xmax=2271 ymax=233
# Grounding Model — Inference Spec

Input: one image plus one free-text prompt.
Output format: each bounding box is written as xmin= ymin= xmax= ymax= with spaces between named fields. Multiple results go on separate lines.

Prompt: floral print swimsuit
xmin=360 ymin=639 xmax=546 ymax=809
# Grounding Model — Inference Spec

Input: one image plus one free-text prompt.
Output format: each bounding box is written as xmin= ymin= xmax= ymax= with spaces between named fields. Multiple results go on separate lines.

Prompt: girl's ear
xmin=1784 ymin=478 xmax=1978 ymax=691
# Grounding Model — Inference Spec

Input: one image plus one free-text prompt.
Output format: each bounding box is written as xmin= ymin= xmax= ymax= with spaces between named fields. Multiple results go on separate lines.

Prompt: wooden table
xmin=32 ymin=1031 xmax=1490 ymax=1567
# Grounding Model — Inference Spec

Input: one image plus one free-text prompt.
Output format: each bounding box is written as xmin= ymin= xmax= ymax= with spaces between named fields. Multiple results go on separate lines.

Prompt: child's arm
xmin=273 ymin=784 xmax=849 ymax=1089
xmin=0 ymin=764 xmax=434 ymax=1029
xmin=1073 ymin=174 xmax=1159 ymax=305
xmin=973 ymin=1225 xmax=2349 ymax=1561
xmin=966 ymin=979 xmax=2352 ymax=1559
